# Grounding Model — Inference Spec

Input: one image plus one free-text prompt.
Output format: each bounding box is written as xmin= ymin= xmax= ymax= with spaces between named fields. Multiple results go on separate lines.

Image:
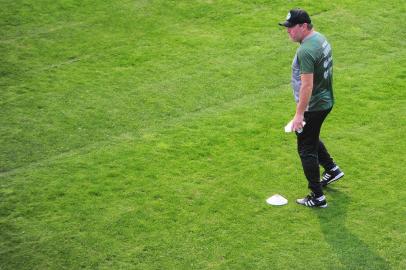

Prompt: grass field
xmin=1 ymin=0 xmax=406 ymax=269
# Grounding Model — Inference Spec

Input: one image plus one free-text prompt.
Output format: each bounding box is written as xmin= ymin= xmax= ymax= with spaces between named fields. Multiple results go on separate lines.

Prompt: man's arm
xmin=292 ymin=73 xmax=313 ymax=131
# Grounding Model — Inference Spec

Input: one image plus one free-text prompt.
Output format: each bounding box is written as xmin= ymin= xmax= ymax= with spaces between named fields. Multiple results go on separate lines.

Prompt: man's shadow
xmin=316 ymin=187 xmax=389 ymax=270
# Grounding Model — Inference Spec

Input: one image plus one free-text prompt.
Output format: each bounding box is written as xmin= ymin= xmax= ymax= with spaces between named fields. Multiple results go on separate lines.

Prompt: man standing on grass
xmin=279 ymin=9 xmax=344 ymax=208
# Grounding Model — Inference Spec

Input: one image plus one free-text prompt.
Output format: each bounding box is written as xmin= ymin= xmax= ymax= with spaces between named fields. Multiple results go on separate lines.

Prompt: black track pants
xmin=296 ymin=108 xmax=335 ymax=197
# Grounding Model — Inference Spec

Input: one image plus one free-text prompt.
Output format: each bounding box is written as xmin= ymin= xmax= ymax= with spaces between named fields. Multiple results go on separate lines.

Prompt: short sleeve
xmin=297 ymin=48 xmax=315 ymax=74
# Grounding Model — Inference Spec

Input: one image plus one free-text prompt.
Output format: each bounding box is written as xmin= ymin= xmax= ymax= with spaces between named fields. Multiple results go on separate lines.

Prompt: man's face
xmin=287 ymin=24 xmax=305 ymax=42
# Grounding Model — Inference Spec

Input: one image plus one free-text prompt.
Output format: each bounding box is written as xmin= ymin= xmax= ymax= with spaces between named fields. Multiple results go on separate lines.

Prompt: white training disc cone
xmin=266 ymin=194 xmax=288 ymax=206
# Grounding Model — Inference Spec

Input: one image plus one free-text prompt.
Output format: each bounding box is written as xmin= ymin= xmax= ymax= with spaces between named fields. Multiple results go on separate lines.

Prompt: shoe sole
xmin=298 ymin=203 xmax=328 ymax=208
xmin=322 ymin=172 xmax=344 ymax=187
xmin=296 ymin=201 xmax=328 ymax=208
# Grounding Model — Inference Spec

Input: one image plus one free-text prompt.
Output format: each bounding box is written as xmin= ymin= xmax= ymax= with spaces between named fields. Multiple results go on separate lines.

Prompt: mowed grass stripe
xmin=0 ymin=82 xmax=290 ymax=177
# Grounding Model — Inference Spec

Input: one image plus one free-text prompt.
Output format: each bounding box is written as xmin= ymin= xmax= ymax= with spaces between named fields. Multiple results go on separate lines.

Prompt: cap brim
xmin=278 ymin=21 xmax=294 ymax=27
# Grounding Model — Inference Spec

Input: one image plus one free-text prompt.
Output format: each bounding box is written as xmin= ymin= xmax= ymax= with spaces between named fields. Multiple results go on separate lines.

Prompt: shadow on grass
xmin=316 ymin=188 xmax=389 ymax=270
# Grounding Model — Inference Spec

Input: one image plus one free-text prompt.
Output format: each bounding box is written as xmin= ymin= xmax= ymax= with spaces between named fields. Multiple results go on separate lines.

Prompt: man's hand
xmin=292 ymin=113 xmax=305 ymax=132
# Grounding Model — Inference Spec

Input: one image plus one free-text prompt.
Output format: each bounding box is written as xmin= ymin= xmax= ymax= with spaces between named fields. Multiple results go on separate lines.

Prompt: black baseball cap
xmin=279 ymin=9 xmax=311 ymax=27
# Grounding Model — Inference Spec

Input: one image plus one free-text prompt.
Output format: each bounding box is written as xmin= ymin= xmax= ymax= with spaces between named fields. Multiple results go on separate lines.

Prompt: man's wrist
xmin=295 ymin=112 xmax=304 ymax=118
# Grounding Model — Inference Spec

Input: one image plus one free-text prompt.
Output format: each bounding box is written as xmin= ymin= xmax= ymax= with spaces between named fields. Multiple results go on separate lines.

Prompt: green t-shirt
xmin=297 ymin=32 xmax=334 ymax=111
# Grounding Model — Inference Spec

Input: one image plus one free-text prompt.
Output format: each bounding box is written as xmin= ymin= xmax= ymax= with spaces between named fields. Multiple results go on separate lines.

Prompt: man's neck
xmin=300 ymin=30 xmax=314 ymax=43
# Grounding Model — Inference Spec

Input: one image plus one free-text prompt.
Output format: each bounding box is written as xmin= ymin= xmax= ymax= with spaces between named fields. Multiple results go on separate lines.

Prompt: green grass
xmin=1 ymin=0 xmax=405 ymax=269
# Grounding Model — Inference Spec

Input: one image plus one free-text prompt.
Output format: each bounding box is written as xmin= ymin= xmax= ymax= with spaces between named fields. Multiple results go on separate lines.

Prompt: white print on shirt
xmin=322 ymin=41 xmax=333 ymax=79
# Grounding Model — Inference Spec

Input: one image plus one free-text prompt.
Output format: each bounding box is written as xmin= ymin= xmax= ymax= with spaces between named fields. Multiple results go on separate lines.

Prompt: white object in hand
xmin=284 ymin=120 xmax=306 ymax=133
xmin=266 ymin=194 xmax=288 ymax=206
